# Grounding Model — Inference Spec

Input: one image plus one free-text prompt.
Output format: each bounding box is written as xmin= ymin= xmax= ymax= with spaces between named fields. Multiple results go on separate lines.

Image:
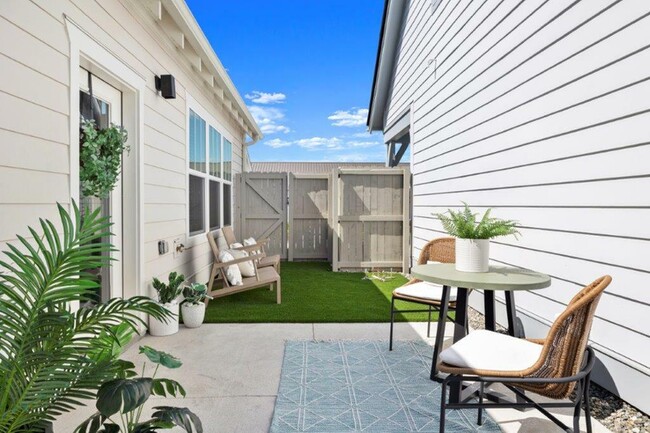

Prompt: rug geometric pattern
xmin=271 ymin=341 xmax=502 ymax=432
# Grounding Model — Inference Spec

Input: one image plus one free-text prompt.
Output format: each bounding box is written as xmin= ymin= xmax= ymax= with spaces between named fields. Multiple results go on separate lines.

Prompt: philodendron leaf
xmin=139 ymin=346 xmax=183 ymax=369
xmin=151 ymin=407 xmax=203 ymax=433
xmin=99 ymin=424 xmax=121 ymax=433
xmin=96 ymin=377 xmax=153 ymax=417
xmin=75 ymin=412 xmax=108 ymax=433
xmin=151 ymin=378 xmax=187 ymax=398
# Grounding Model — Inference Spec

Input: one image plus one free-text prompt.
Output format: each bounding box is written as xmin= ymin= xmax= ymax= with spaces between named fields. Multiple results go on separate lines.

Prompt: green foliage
xmin=76 ymin=347 xmax=202 ymax=433
xmin=151 ymin=272 xmax=185 ymax=304
xmin=80 ymin=118 xmax=129 ymax=199
xmin=0 ymin=202 xmax=172 ymax=433
xmin=181 ymin=283 xmax=212 ymax=306
xmin=433 ymin=203 xmax=520 ymax=239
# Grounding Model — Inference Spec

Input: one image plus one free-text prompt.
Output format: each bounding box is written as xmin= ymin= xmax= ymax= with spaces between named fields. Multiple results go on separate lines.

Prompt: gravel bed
xmin=467 ymin=307 xmax=649 ymax=433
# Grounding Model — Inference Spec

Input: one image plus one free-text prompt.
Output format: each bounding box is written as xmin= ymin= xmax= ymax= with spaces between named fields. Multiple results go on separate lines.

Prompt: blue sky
xmin=185 ymin=0 xmax=388 ymax=163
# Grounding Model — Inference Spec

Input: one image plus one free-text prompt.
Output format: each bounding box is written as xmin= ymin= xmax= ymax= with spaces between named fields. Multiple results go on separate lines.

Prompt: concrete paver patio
xmin=55 ymin=323 xmax=612 ymax=433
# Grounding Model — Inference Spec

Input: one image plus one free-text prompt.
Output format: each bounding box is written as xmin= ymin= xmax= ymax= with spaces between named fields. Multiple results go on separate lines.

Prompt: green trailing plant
xmin=0 ymin=202 xmax=172 ymax=433
xmin=181 ymin=283 xmax=212 ymax=306
xmin=152 ymin=272 xmax=185 ymax=304
xmin=434 ymin=203 xmax=520 ymax=239
xmin=80 ymin=118 xmax=129 ymax=199
xmin=75 ymin=346 xmax=202 ymax=433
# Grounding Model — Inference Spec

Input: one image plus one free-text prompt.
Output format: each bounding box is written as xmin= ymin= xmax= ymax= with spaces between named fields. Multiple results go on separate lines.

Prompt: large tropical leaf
xmin=96 ymin=378 xmax=153 ymax=417
xmin=0 ymin=202 xmax=172 ymax=432
xmin=151 ymin=406 xmax=203 ymax=433
xmin=139 ymin=346 xmax=182 ymax=369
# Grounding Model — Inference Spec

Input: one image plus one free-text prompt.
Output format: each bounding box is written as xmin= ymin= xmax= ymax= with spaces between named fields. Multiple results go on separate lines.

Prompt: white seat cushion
xmin=230 ymin=248 xmax=256 ymax=277
xmin=218 ymin=250 xmax=243 ymax=286
xmin=394 ymin=281 xmax=457 ymax=302
xmin=440 ymin=330 xmax=543 ymax=371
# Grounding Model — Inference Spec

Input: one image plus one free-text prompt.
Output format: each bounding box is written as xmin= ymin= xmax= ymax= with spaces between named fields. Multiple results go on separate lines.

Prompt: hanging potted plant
xmin=181 ymin=283 xmax=213 ymax=328
xmin=434 ymin=203 xmax=520 ymax=272
xmin=149 ymin=272 xmax=185 ymax=336
xmin=79 ymin=118 xmax=129 ymax=199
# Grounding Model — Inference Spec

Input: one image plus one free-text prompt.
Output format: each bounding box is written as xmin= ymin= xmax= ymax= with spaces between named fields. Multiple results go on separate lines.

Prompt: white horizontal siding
xmin=388 ymin=0 xmax=650 ymax=412
xmin=0 ymin=0 xmax=247 ymax=296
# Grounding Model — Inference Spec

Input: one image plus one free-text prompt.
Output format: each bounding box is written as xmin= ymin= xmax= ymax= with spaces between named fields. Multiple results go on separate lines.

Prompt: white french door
xmin=79 ymin=67 xmax=124 ymax=301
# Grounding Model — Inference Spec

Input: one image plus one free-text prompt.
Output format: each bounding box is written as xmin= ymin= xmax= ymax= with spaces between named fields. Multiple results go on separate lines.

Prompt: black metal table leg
xmin=505 ymin=291 xmax=520 ymax=337
xmin=430 ymin=285 xmax=451 ymax=380
xmin=448 ymin=288 xmax=469 ymax=403
xmin=484 ymin=290 xmax=496 ymax=332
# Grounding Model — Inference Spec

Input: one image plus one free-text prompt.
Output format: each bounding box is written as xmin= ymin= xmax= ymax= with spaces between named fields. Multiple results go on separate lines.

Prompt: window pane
xmin=223 ymin=139 xmax=232 ymax=181
xmin=223 ymin=183 xmax=232 ymax=226
xmin=189 ymin=175 xmax=204 ymax=235
xmin=209 ymin=127 xmax=221 ymax=178
xmin=209 ymin=180 xmax=221 ymax=230
xmin=189 ymin=110 xmax=206 ymax=172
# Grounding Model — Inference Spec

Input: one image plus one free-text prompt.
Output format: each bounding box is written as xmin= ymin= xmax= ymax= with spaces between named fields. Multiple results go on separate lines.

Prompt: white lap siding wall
xmin=0 ymin=1 xmax=249 ymax=296
xmin=384 ymin=0 xmax=650 ymax=412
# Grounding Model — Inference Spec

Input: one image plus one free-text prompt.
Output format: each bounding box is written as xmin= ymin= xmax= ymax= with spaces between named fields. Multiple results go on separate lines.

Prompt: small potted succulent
xmin=181 ymin=283 xmax=212 ymax=328
xmin=149 ymin=272 xmax=185 ymax=336
xmin=434 ymin=203 xmax=519 ymax=272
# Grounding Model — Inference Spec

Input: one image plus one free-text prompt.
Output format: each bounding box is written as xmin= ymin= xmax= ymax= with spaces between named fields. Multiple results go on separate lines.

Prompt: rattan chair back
xmin=416 ymin=237 xmax=455 ymax=265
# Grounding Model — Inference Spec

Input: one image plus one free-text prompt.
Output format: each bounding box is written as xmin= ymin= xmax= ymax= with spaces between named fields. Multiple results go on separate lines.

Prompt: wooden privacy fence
xmin=235 ymin=168 xmax=410 ymax=271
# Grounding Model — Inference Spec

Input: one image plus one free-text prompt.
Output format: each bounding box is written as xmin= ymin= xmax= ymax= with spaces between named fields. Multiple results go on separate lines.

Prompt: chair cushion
xmin=215 ymin=229 xmax=229 ymax=251
xmin=218 ymin=250 xmax=243 ymax=286
xmin=229 ymin=249 xmax=256 ymax=277
xmin=393 ymin=281 xmax=457 ymax=302
xmin=439 ymin=330 xmax=543 ymax=371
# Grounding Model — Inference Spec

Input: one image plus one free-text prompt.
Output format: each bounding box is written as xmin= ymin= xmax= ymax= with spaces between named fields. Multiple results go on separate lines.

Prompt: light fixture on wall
xmin=155 ymin=74 xmax=176 ymax=99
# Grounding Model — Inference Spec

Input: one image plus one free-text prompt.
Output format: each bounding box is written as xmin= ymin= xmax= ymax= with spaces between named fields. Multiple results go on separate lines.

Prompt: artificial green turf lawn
xmin=203 ymin=261 xmax=442 ymax=323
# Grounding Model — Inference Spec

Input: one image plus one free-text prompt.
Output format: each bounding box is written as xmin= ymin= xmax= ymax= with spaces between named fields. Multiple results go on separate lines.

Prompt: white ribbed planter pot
xmin=181 ymin=303 xmax=206 ymax=328
xmin=149 ymin=302 xmax=179 ymax=336
xmin=455 ymin=238 xmax=490 ymax=272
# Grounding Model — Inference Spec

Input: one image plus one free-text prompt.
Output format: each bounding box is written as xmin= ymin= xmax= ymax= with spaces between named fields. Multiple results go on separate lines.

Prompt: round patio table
xmin=410 ymin=263 xmax=550 ymax=402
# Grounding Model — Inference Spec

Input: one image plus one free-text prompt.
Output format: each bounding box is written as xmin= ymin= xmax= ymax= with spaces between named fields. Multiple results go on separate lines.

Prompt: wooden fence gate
xmin=236 ymin=168 xmax=410 ymax=271
xmin=235 ymin=172 xmax=288 ymax=259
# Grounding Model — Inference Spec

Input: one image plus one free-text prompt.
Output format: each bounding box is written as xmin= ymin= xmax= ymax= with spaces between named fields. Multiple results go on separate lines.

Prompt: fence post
xmin=402 ymin=167 xmax=411 ymax=273
xmin=288 ymin=172 xmax=294 ymax=262
xmin=331 ymin=169 xmax=340 ymax=272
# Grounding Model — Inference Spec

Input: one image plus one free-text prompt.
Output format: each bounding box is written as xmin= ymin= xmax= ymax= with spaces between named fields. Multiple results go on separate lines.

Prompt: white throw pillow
xmin=218 ymin=250 xmax=243 ymax=286
xmin=215 ymin=229 xmax=229 ymax=251
xmin=231 ymin=242 xmax=243 ymax=249
xmin=230 ymin=249 xmax=256 ymax=277
xmin=243 ymin=237 xmax=261 ymax=255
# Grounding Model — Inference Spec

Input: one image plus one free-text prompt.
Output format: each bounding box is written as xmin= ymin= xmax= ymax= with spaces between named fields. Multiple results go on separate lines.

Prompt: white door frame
xmin=65 ymin=17 xmax=146 ymax=301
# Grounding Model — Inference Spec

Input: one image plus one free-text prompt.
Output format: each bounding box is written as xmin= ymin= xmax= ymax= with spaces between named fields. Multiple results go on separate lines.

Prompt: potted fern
xmin=434 ymin=203 xmax=519 ymax=272
xmin=181 ymin=283 xmax=212 ymax=328
xmin=149 ymin=272 xmax=185 ymax=336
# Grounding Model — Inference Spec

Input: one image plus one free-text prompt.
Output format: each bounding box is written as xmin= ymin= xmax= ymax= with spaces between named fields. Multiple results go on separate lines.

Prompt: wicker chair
xmin=221 ymin=225 xmax=281 ymax=272
xmin=389 ymin=237 xmax=457 ymax=350
xmin=438 ymin=275 xmax=612 ymax=433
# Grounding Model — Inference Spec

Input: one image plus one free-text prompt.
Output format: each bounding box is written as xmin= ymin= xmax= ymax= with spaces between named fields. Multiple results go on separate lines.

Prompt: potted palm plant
xmin=181 ymin=283 xmax=212 ymax=328
xmin=434 ymin=203 xmax=519 ymax=272
xmin=149 ymin=272 xmax=185 ymax=336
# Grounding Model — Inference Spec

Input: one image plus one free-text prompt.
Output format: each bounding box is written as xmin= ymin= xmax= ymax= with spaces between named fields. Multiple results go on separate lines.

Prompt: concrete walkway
xmin=55 ymin=322 xmax=611 ymax=433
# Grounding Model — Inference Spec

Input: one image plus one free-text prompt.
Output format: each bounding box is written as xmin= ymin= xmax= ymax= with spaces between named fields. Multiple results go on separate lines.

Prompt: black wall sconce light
xmin=155 ymin=74 xmax=176 ymax=99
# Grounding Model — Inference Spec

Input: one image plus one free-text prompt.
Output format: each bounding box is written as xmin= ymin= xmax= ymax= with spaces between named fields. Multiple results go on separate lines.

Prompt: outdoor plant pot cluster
xmin=435 ymin=203 xmax=520 ymax=272
xmin=149 ymin=273 xmax=213 ymax=336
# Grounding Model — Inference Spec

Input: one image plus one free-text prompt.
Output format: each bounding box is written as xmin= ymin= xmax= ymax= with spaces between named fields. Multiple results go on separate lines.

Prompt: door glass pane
xmin=80 ymin=91 xmax=110 ymax=129
xmin=189 ymin=175 xmax=205 ymax=235
xmin=223 ymin=183 xmax=232 ymax=226
xmin=209 ymin=127 xmax=222 ymax=178
xmin=189 ymin=110 xmax=206 ymax=172
xmin=209 ymin=180 xmax=221 ymax=230
xmin=223 ymin=139 xmax=232 ymax=181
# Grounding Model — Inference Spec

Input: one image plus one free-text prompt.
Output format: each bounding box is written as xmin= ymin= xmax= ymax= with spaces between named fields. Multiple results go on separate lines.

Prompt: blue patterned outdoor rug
xmin=270 ymin=341 xmax=502 ymax=432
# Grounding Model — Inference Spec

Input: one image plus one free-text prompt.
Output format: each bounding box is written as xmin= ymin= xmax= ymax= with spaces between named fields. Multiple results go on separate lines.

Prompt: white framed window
xmin=186 ymin=97 xmax=234 ymax=241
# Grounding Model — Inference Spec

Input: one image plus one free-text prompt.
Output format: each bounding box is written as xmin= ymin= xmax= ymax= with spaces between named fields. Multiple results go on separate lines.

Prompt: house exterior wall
xmin=384 ymin=0 xmax=650 ymax=411
xmin=0 ymin=0 xmax=249 ymax=296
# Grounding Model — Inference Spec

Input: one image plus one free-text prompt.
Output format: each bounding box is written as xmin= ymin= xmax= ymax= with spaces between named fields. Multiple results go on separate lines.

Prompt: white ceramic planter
xmin=149 ymin=302 xmax=179 ymax=336
xmin=181 ymin=303 xmax=206 ymax=328
xmin=455 ymin=238 xmax=490 ymax=272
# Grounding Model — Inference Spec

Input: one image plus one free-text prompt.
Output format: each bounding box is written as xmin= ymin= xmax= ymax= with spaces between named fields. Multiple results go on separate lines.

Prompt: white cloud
xmin=248 ymin=105 xmax=290 ymax=134
xmin=328 ymin=108 xmax=369 ymax=127
xmin=245 ymin=91 xmax=286 ymax=104
xmin=347 ymin=140 xmax=381 ymax=148
xmin=265 ymin=138 xmax=292 ymax=148
xmin=295 ymin=137 xmax=343 ymax=151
